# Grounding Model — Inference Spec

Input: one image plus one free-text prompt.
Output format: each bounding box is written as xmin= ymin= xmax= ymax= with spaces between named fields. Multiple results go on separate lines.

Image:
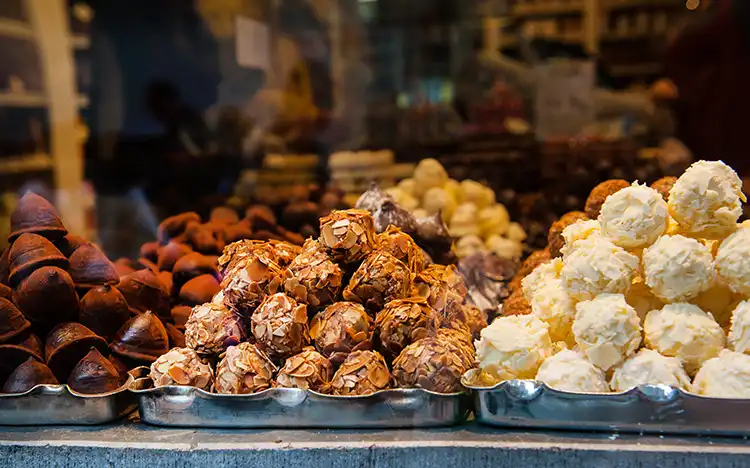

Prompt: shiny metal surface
xmin=130 ymin=367 xmax=469 ymax=428
xmin=463 ymin=369 xmax=750 ymax=436
xmin=0 ymin=373 xmax=137 ymax=425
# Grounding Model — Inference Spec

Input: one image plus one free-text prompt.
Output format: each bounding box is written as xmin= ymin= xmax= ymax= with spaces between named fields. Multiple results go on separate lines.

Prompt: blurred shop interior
xmin=0 ymin=0 xmax=744 ymax=259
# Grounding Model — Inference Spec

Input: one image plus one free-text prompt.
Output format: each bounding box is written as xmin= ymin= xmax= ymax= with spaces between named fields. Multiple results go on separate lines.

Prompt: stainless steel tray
xmin=462 ymin=369 xmax=750 ymax=436
xmin=130 ymin=367 xmax=470 ymax=428
xmin=0 ymin=372 xmax=137 ymax=425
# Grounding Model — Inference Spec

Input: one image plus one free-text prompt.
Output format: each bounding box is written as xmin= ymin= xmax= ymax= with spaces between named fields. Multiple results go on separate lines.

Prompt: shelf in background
xmin=609 ymin=62 xmax=662 ymax=77
xmin=0 ymin=153 xmax=53 ymax=175
xmin=502 ymin=32 xmax=584 ymax=48
xmin=0 ymin=18 xmax=33 ymax=40
xmin=0 ymin=91 xmax=89 ymax=108
xmin=600 ymin=31 xmax=667 ymax=42
xmin=71 ymin=33 xmax=90 ymax=50
xmin=606 ymin=0 xmax=685 ymax=11
xmin=511 ymin=2 xmax=583 ymax=18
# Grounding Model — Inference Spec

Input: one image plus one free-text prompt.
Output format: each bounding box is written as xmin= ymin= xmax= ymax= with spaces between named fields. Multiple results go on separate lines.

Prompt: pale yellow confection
xmin=728 ymin=301 xmax=750 ymax=354
xmin=642 ymin=235 xmax=715 ymax=302
xmin=668 ymin=160 xmax=745 ymax=239
xmin=449 ymin=203 xmax=480 ymax=238
xmin=460 ymin=180 xmax=495 ymax=209
xmin=715 ymin=227 xmax=750 ymax=296
xmin=741 ymin=219 xmax=750 ymax=229
xmin=522 ymin=257 xmax=564 ymax=301
xmin=412 ymin=208 xmax=428 ymax=219
xmin=665 ymin=216 xmax=682 ymax=236
xmin=691 ymin=277 xmax=741 ymax=329
xmin=384 ymin=186 xmax=418 ymax=210
xmin=506 ymin=222 xmax=528 ymax=243
xmin=413 ymin=158 xmax=448 ymax=191
xmin=529 ymin=281 xmax=576 ymax=346
xmin=456 ymin=235 xmax=487 ymax=258
xmin=442 ymin=179 xmax=462 ymax=204
xmin=398 ymin=178 xmax=419 ymax=197
xmin=625 ymin=275 xmax=664 ymax=322
xmin=572 ymin=294 xmax=642 ymax=371
xmin=560 ymin=220 xmax=601 ymax=257
xmin=486 ymin=235 xmax=523 ymax=260
xmin=599 ymin=183 xmax=669 ymax=249
xmin=610 ymin=348 xmax=691 ymax=392
xmin=478 ymin=204 xmax=511 ymax=238
xmin=644 ymin=303 xmax=725 ymax=375
xmin=475 ymin=315 xmax=553 ymax=381
xmin=535 ymin=349 xmax=609 ymax=393
xmin=693 ymin=349 xmax=750 ymax=398
xmin=560 ymin=237 xmax=639 ymax=301
xmin=422 ymin=187 xmax=457 ymax=221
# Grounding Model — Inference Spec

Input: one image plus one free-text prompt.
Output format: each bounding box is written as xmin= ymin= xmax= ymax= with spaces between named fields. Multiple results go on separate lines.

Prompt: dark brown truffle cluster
xmin=145 ymin=208 xmax=482 ymax=395
xmin=547 ymin=211 xmax=589 ymax=258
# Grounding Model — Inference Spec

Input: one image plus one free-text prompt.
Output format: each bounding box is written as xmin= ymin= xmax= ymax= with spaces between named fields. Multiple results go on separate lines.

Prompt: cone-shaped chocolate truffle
xmin=0 ymin=297 xmax=31 ymax=343
xmin=68 ymin=244 xmax=118 ymax=290
xmin=15 ymin=266 xmax=79 ymax=325
xmin=140 ymin=241 xmax=160 ymax=262
xmin=0 ymin=283 xmax=11 ymax=301
xmin=0 ymin=335 xmax=43 ymax=384
xmin=179 ymin=274 xmax=220 ymax=306
xmin=355 ymin=182 xmax=393 ymax=213
xmin=414 ymin=213 xmax=454 ymax=264
xmin=55 ymin=234 xmax=88 ymax=258
xmin=45 ymin=323 xmax=108 ymax=381
xmin=8 ymin=233 xmax=69 ymax=286
xmin=372 ymin=199 xmax=418 ymax=236
xmin=109 ymin=311 xmax=169 ymax=365
xmin=0 ymin=248 xmax=9 ymax=284
xmin=117 ymin=269 xmax=170 ymax=319
xmin=158 ymin=212 xmax=201 ymax=244
xmin=157 ymin=271 xmax=173 ymax=295
xmin=2 ymin=358 xmax=58 ymax=393
xmin=67 ymin=348 xmax=122 ymax=394
xmin=113 ymin=258 xmax=137 ymax=278
xmin=79 ymin=285 xmax=130 ymax=339
xmin=9 ymin=192 xmax=67 ymax=242
xmin=171 ymin=305 xmax=193 ymax=330
xmin=172 ymin=253 xmax=218 ymax=292
xmin=156 ymin=241 xmax=193 ymax=271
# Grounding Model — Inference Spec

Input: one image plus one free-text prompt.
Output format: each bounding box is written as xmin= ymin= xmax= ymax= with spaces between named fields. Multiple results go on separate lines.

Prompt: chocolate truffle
xmin=210 ymin=206 xmax=239 ymax=225
xmin=509 ymin=249 xmax=552 ymax=291
xmin=245 ymin=205 xmax=277 ymax=231
xmin=372 ymin=199 xmax=418 ymax=236
xmin=220 ymin=249 xmax=283 ymax=318
xmin=172 ymin=252 xmax=218 ymax=291
xmin=215 ymin=342 xmax=276 ymax=394
xmin=282 ymin=201 xmax=320 ymax=233
xmin=651 ymin=176 xmax=678 ymax=202
xmin=171 ymin=305 xmax=193 ymax=329
xmin=309 ymin=302 xmax=374 ymax=365
xmin=0 ymin=297 xmax=30 ymax=343
xmin=355 ymin=183 xmax=393 ymax=213
xmin=157 ymin=212 xmax=201 ymax=244
xmin=67 ymin=348 xmax=122 ymax=394
xmin=413 ymin=264 xmax=467 ymax=312
xmin=109 ymin=311 xmax=170 ymax=366
xmin=8 ymin=233 xmax=69 ymax=286
xmin=275 ymin=347 xmax=332 ymax=391
xmin=79 ymin=285 xmax=131 ymax=339
xmin=140 ymin=242 xmax=160 ymax=262
xmin=9 ymin=192 xmax=67 ymax=242
xmin=319 ymin=209 xmax=379 ymax=264
xmin=68 ymin=244 xmax=119 ymax=289
xmin=584 ymin=179 xmax=629 ymax=219
xmin=377 ymin=225 xmax=425 ymax=272
xmin=375 ymin=297 xmax=439 ymax=359
xmin=2 ymin=358 xmax=58 ymax=393
xmin=156 ymin=241 xmax=193 ymax=271
xmin=15 ymin=266 xmax=79 ymax=326
xmin=184 ymin=302 xmax=244 ymax=356
xmin=392 ymin=337 xmax=474 ymax=393
xmin=343 ymin=250 xmax=412 ymax=313
xmin=547 ymin=211 xmax=589 ymax=258
xmin=283 ymin=239 xmax=342 ymax=310
xmin=268 ymin=239 xmax=303 ymax=267
xmin=251 ymin=293 xmax=309 ymax=359
xmin=414 ymin=213 xmax=453 ymax=263
xmin=149 ymin=347 xmax=213 ymax=390
xmin=330 ymin=350 xmax=391 ymax=396
xmin=179 ymin=274 xmax=221 ymax=306
xmin=460 ymin=304 xmax=488 ymax=340
xmin=45 ymin=322 xmax=108 ymax=381
xmin=117 ymin=269 xmax=170 ymax=319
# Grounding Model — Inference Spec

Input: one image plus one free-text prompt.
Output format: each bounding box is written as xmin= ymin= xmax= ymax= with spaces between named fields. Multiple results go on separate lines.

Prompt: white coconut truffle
xmin=728 ymin=301 xmax=750 ymax=354
xmin=475 ymin=315 xmax=553 ymax=381
xmin=642 ymin=235 xmax=715 ymax=302
xmin=644 ymin=303 xmax=725 ymax=375
xmin=560 ymin=237 xmax=639 ymax=301
xmin=413 ymin=158 xmax=448 ymax=191
xmin=455 ymin=235 xmax=487 ymax=258
xmin=599 ymin=183 xmax=669 ymax=249
xmin=506 ymin=222 xmax=528 ymax=243
xmin=560 ymin=220 xmax=601 ymax=257
xmin=573 ymin=294 xmax=642 ymax=371
xmin=449 ymin=203 xmax=480 ymax=238
xmin=486 ymin=235 xmax=523 ymax=260
xmin=715 ymin=227 xmax=750 ymax=296
xmin=610 ymin=348 xmax=691 ymax=392
xmin=625 ymin=275 xmax=664 ymax=322
xmin=422 ymin=187 xmax=457 ymax=221
xmin=535 ymin=349 xmax=609 ymax=393
xmin=668 ymin=160 xmax=745 ymax=239
xmin=693 ymin=349 xmax=750 ymax=398
xmin=529 ymin=281 xmax=576 ymax=346
xmin=478 ymin=204 xmax=510 ymax=238
xmin=522 ymin=257 xmax=563 ymax=301
xmin=460 ymin=180 xmax=494 ymax=209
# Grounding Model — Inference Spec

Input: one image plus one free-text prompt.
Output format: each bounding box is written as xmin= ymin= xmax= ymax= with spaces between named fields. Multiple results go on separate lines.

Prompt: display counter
xmin=1 ymin=418 xmax=750 ymax=467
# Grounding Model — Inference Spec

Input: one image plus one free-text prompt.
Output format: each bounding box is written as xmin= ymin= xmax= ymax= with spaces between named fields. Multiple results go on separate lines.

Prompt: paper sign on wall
xmin=235 ymin=16 xmax=269 ymax=70
xmin=534 ymin=60 xmax=594 ymax=140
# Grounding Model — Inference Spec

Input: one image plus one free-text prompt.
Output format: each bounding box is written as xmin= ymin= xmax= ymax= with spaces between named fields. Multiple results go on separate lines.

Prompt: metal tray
xmin=0 ymin=371 xmax=137 ymax=425
xmin=130 ymin=367 xmax=470 ymax=428
xmin=462 ymin=369 xmax=750 ymax=437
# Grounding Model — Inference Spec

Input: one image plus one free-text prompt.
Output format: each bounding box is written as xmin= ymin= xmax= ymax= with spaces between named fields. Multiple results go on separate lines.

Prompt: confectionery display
xmin=470 ymin=160 xmax=750 ymax=398
xmin=142 ymin=208 xmax=482 ymax=399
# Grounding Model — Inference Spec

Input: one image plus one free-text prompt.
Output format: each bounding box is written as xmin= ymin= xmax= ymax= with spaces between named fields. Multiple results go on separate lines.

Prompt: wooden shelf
xmin=0 ymin=91 xmax=89 ymax=108
xmin=0 ymin=18 xmax=34 ymax=40
xmin=71 ymin=33 xmax=90 ymax=50
xmin=600 ymin=31 xmax=667 ymax=42
xmin=606 ymin=0 xmax=685 ymax=11
xmin=511 ymin=2 xmax=584 ymax=18
xmin=503 ymin=32 xmax=584 ymax=48
xmin=610 ymin=62 xmax=662 ymax=77
xmin=0 ymin=153 xmax=53 ymax=175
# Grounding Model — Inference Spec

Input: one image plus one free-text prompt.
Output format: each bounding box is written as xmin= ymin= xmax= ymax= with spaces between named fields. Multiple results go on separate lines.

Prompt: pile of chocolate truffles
xmin=149 ymin=209 xmax=483 ymax=395
xmin=0 ymin=192 xmax=135 ymax=394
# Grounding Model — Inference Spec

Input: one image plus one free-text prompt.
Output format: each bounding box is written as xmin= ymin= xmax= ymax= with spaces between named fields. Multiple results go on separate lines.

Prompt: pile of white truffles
xmin=383 ymin=158 xmax=527 ymax=260
xmin=474 ymin=160 xmax=750 ymax=398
